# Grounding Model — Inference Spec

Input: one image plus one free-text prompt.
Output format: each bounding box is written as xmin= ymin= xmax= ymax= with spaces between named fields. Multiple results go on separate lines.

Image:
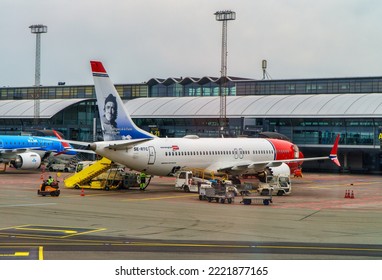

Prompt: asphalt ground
xmin=0 ymin=168 xmax=382 ymax=260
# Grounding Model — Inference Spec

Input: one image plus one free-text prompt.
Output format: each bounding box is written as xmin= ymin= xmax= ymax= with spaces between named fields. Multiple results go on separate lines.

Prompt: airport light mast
xmin=215 ymin=10 xmax=235 ymax=136
xmin=29 ymin=24 xmax=47 ymax=125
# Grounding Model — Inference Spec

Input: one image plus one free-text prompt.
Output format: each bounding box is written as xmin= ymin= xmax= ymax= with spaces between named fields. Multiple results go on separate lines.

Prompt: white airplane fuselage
xmin=93 ymin=136 xmax=297 ymax=176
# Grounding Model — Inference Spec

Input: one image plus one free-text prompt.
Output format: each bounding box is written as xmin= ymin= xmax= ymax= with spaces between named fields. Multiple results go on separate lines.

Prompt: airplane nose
xmin=89 ymin=143 xmax=97 ymax=151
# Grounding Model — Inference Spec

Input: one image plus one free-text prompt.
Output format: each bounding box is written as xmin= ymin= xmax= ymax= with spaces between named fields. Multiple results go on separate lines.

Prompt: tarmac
xmin=0 ymin=168 xmax=382 ymax=260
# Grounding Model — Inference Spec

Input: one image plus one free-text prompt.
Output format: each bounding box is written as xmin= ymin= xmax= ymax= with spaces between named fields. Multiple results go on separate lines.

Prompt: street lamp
xmin=29 ymin=24 xmax=48 ymax=125
xmin=214 ymin=10 xmax=236 ymax=135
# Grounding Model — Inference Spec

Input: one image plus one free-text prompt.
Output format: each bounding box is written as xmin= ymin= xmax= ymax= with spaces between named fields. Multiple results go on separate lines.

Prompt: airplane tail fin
xmin=51 ymin=129 xmax=77 ymax=156
xmin=90 ymin=61 xmax=154 ymax=141
xmin=329 ymin=134 xmax=341 ymax=166
xmin=52 ymin=130 xmax=71 ymax=149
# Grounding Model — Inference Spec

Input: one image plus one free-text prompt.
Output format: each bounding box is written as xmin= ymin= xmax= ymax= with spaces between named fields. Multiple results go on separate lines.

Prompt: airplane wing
xmin=212 ymin=157 xmax=331 ymax=174
xmin=209 ymin=134 xmax=341 ymax=174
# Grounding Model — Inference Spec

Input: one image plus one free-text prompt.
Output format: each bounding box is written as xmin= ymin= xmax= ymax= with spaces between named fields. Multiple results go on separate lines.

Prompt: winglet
xmin=329 ymin=134 xmax=340 ymax=166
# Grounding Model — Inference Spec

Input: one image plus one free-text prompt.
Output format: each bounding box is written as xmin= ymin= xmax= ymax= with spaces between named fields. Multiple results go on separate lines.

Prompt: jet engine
xmin=257 ymin=163 xmax=291 ymax=182
xmin=11 ymin=152 xmax=41 ymax=169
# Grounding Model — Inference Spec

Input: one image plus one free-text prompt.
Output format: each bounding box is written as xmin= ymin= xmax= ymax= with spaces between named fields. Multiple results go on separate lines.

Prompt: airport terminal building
xmin=1 ymin=76 xmax=382 ymax=173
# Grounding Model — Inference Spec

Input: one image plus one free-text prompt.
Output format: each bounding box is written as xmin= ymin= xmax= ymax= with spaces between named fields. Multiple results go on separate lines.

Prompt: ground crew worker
xmin=140 ymin=172 xmax=146 ymax=190
xmin=47 ymin=176 xmax=54 ymax=186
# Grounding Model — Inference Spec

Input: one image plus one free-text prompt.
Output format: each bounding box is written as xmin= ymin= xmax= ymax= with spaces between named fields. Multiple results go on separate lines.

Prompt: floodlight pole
xmin=215 ymin=10 xmax=235 ymax=136
xmin=29 ymin=24 xmax=47 ymax=125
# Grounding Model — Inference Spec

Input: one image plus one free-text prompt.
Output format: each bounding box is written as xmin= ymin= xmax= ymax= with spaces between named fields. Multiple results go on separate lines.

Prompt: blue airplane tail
xmin=91 ymin=61 xmax=154 ymax=141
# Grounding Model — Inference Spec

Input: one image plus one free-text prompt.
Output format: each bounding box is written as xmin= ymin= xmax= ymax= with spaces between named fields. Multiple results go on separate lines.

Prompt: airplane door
xmin=148 ymin=146 xmax=156 ymax=165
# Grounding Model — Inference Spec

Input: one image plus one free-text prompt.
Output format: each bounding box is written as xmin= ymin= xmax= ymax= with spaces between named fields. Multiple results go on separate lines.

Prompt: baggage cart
xmin=204 ymin=185 xmax=235 ymax=204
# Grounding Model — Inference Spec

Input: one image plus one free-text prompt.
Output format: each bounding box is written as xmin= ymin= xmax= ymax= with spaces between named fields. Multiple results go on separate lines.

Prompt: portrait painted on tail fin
xmin=91 ymin=60 xmax=155 ymax=141
xmin=101 ymin=93 xmax=121 ymax=140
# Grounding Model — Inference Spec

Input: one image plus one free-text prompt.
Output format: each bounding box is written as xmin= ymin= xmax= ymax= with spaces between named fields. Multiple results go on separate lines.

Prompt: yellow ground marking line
xmin=0 ymin=225 xmax=106 ymax=239
xmin=0 ymin=224 xmax=31 ymax=231
xmin=123 ymin=194 xmax=196 ymax=201
xmin=39 ymin=246 xmax=44 ymax=260
xmin=59 ymin=228 xmax=107 ymax=239
xmin=15 ymin=227 xmax=78 ymax=234
xmin=0 ymin=252 xmax=30 ymax=257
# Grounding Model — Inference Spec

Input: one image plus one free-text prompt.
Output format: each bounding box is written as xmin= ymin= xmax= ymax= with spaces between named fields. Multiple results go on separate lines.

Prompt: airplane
xmin=83 ymin=60 xmax=340 ymax=179
xmin=0 ymin=130 xmax=77 ymax=171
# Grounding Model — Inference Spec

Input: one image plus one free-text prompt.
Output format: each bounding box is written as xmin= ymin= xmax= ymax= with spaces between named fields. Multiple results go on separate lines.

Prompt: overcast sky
xmin=1 ymin=0 xmax=382 ymax=87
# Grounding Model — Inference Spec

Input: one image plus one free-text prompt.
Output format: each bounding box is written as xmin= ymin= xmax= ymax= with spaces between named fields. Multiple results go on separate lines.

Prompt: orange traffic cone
xmin=344 ymin=190 xmax=349 ymax=198
xmin=350 ymin=190 xmax=354 ymax=199
xmin=80 ymin=188 xmax=85 ymax=197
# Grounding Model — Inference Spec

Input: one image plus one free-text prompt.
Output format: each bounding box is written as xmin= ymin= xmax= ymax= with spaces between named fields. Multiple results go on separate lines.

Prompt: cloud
xmin=1 ymin=0 xmax=382 ymax=86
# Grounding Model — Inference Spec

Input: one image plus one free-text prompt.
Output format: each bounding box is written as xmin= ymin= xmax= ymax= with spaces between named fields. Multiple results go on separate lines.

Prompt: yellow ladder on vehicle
xmin=64 ymin=157 xmax=112 ymax=188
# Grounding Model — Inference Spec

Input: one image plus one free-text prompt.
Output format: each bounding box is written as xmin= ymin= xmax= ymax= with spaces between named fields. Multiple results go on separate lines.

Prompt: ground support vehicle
xmin=175 ymin=171 xmax=211 ymax=193
xmin=47 ymin=163 xmax=75 ymax=173
xmin=37 ymin=180 xmax=60 ymax=197
xmin=257 ymin=174 xmax=291 ymax=196
xmin=240 ymin=189 xmax=272 ymax=206
xmin=204 ymin=185 xmax=235 ymax=204
xmin=198 ymin=183 xmax=215 ymax=200
xmin=236 ymin=182 xmax=272 ymax=205
xmin=65 ymin=158 xmax=149 ymax=191
xmin=240 ymin=195 xmax=273 ymax=205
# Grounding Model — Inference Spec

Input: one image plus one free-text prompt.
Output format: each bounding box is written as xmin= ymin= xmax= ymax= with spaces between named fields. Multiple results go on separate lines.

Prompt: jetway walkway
xmin=64 ymin=157 xmax=113 ymax=189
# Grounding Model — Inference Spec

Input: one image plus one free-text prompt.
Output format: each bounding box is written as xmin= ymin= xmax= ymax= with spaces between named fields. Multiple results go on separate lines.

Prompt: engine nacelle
xmin=267 ymin=163 xmax=291 ymax=176
xmin=257 ymin=163 xmax=291 ymax=182
xmin=11 ymin=152 xmax=41 ymax=169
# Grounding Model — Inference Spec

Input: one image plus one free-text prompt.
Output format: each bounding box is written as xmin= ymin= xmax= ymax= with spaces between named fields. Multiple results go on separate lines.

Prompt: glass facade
xmin=236 ymin=77 xmax=382 ymax=95
xmin=2 ymin=76 xmax=382 ymax=100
